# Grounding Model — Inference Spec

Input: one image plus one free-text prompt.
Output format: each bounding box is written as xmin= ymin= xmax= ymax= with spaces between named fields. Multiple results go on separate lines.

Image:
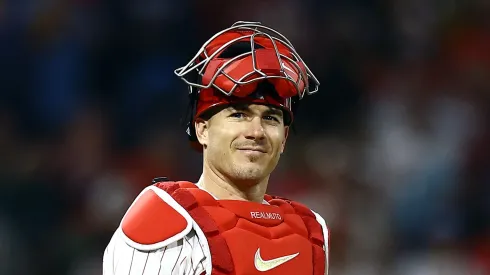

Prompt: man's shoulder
xmin=118 ymin=184 xmax=196 ymax=251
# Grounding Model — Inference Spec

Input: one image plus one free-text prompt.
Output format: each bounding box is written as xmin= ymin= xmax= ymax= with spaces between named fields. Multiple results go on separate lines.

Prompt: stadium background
xmin=0 ymin=0 xmax=489 ymax=274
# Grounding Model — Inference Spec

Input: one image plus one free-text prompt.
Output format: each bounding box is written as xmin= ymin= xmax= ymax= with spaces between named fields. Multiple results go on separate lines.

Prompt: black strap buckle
xmin=152 ymin=177 xmax=169 ymax=184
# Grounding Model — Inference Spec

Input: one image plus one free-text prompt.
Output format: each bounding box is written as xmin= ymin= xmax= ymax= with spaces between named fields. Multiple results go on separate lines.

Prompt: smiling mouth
xmin=238 ymin=148 xmax=267 ymax=153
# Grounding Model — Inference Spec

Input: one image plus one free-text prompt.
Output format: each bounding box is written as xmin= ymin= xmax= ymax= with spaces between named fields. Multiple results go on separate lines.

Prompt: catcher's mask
xmin=174 ymin=21 xmax=320 ymax=151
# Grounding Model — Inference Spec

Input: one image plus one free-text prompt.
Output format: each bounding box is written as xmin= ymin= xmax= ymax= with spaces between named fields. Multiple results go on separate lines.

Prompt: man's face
xmin=195 ymin=104 xmax=288 ymax=185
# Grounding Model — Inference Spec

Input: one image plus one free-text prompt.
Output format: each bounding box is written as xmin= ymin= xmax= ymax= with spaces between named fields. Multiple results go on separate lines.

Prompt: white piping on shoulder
xmin=312 ymin=210 xmax=329 ymax=275
xmin=118 ymin=186 xmax=192 ymax=251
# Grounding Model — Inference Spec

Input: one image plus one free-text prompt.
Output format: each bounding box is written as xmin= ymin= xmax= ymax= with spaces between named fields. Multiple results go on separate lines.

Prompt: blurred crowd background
xmin=1 ymin=0 xmax=489 ymax=274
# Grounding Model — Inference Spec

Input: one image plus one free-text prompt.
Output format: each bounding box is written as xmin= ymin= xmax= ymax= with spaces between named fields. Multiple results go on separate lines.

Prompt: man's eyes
xmin=263 ymin=115 xmax=280 ymax=122
xmin=229 ymin=112 xmax=280 ymax=123
xmin=229 ymin=112 xmax=246 ymax=118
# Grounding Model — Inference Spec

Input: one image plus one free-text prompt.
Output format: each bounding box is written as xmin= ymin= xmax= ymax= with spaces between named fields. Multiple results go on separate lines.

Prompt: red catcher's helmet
xmin=174 ymin=21 xmax=320 ymax=151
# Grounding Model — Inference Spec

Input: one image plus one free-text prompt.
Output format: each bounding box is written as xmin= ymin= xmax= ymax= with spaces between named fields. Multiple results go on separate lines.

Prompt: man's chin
xmin=232 ymin=167 xmax=267 ymax=185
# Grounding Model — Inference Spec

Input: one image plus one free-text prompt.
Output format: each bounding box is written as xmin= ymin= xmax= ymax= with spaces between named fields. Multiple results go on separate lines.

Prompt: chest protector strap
xmin=265 ymin=194 xmax=326 ymax=275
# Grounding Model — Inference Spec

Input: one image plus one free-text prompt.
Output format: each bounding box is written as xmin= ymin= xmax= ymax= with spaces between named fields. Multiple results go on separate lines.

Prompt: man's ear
xmin=194 ymin=118 xmax=209 ymax=147
xmin=281 ymin=126 xmax=289 ymax=153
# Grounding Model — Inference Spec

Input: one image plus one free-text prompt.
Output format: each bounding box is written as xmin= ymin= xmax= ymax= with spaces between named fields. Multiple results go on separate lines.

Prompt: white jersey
xmin=103 ymin=183 xmax=329 ymax=275
xmin=103 ymin=227 xmax=207 ymax=275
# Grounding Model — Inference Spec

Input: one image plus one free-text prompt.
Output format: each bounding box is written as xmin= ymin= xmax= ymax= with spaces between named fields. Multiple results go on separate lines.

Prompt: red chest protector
xmin=121 ymin=181 xmax=327 ymax=275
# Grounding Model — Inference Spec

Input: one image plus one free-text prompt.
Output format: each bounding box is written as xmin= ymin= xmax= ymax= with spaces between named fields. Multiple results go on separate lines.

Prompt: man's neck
xmin=196 ymin=166 xmax=269 ymax=203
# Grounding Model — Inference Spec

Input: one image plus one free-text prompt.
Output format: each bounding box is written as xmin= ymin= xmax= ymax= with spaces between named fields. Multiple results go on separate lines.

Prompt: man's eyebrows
xmin=226 ymin=104 xmax=283 ymax=117
xmin=227 ymin=104 xmax=249 ymax=112
xmin=263 ymin=108 xmax=283 ymax=118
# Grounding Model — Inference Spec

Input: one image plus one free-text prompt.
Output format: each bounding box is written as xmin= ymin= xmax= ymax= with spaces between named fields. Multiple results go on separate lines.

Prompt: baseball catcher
xmin=103 ymin=21 xmax=329 ymax=275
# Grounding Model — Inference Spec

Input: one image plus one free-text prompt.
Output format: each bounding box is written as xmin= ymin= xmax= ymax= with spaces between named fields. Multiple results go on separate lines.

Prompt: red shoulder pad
xmin=120 ymin=186 xmax=193 ymax=251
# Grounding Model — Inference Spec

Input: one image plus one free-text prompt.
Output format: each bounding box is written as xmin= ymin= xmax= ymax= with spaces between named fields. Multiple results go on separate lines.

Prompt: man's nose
xmin=245 ymin=117 xmax=266 ymax=140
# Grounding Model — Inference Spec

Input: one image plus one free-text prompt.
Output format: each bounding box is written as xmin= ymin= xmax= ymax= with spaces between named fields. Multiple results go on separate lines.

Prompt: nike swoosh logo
xmin=254 ymin=248 xmax=299 ymax=272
